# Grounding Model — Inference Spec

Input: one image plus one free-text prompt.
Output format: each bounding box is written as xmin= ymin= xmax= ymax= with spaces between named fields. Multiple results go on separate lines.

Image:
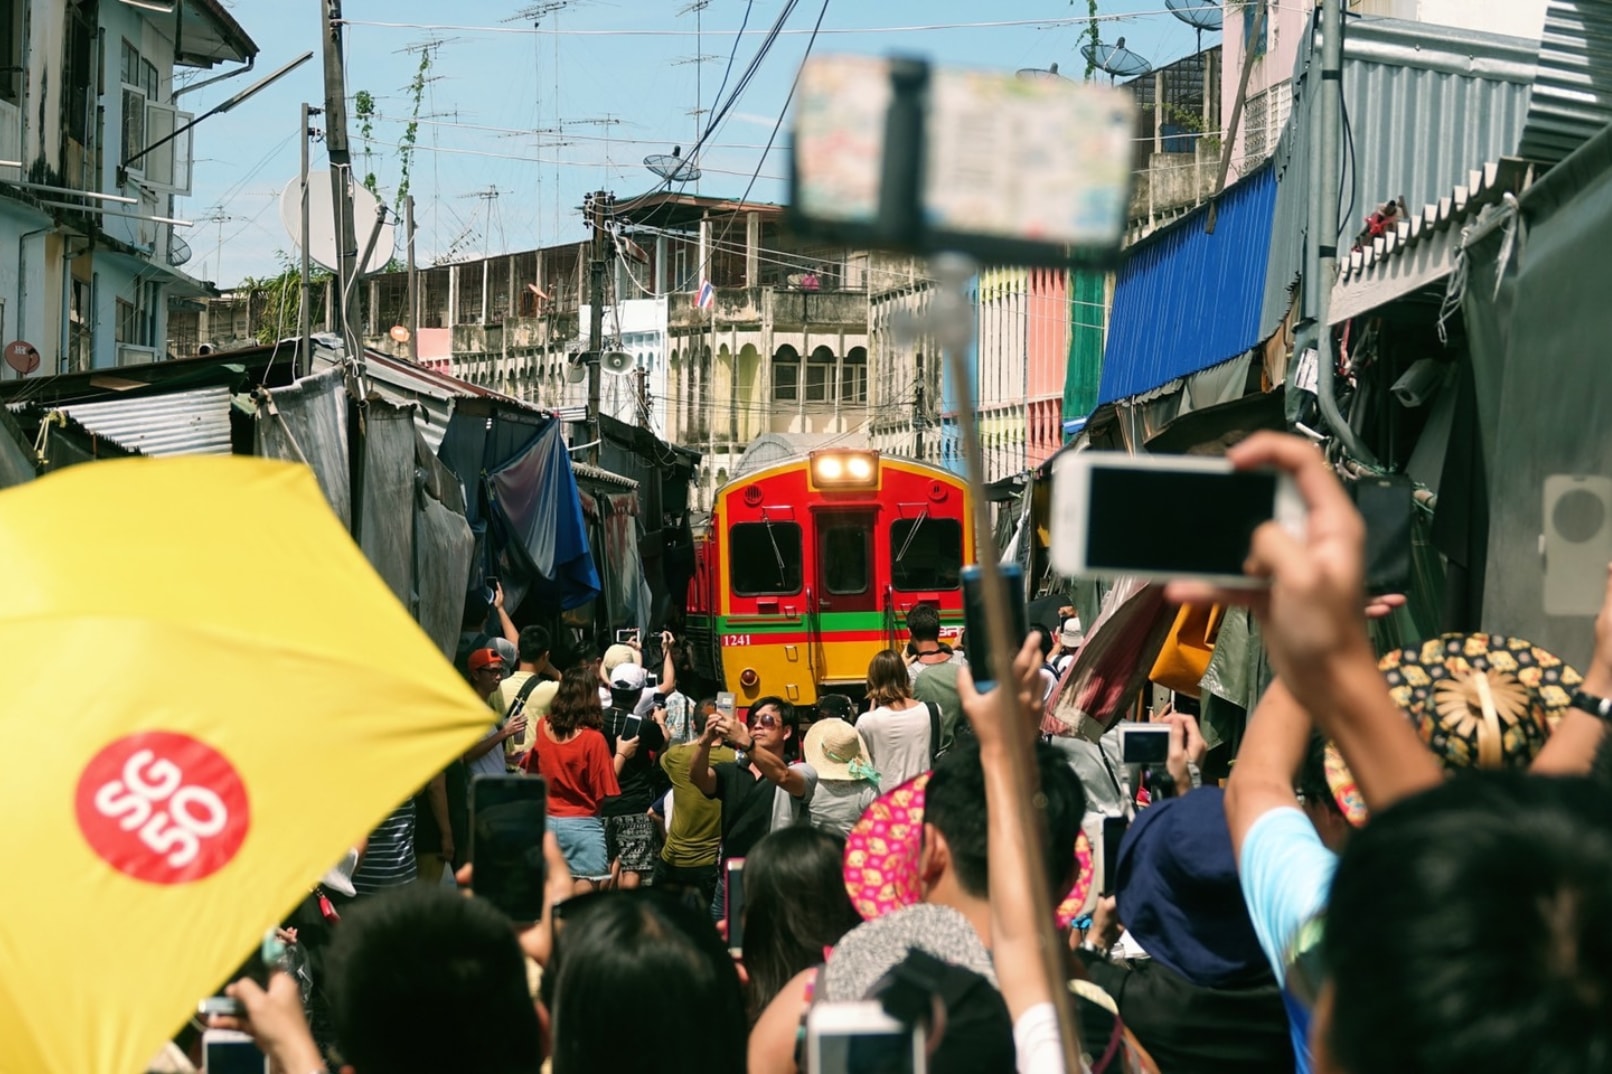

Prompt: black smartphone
xmin=960 ymin=563 xmax=1028 ymax=692
xmin=471 ymin=775 xmax=547 ymax=923
xmin=1351 ymin=475 xmax=1414 ymax=596
xmin=620 ymin=714 xmax=643 ymax=741
xmin=1100 ymin=815 xmax=1129 ymax=897
xmin=725 ymin=859 xmax=746 ymax=957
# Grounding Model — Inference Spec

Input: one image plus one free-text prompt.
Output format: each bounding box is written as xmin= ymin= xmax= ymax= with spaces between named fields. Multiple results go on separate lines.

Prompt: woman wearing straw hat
xmin=802 ymin=718 xmax=881 ymax=837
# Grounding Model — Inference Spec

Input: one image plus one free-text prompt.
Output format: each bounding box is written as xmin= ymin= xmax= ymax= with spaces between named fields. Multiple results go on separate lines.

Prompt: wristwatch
xmin=1570 ymin=690 xmax=1612 ymax=720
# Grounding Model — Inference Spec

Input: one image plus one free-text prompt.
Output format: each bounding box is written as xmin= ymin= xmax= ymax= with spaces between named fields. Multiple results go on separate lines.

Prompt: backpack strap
xmin=926 ymin=701 xmax=942 ymax=764
xmin=507 ymin=673 xmax=546 ymax=721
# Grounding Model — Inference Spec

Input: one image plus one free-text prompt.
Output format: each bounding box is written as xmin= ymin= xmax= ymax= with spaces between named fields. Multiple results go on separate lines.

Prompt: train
xmin=684 ymin=449 xmax=975 ymax=712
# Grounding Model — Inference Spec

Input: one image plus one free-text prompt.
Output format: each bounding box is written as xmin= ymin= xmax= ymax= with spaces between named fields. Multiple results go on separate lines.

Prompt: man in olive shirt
xmin=654 ymin=699 xmax=730 ymax=907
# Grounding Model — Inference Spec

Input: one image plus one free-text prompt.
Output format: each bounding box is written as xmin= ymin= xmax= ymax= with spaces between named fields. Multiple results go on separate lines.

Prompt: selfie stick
xmin=932 ymin=255 xmax=1085 ymax=1073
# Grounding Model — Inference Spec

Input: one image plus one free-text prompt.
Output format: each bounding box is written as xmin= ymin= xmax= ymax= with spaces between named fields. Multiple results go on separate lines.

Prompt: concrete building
xmin=0 ymin=0 xmax=255 ymax=380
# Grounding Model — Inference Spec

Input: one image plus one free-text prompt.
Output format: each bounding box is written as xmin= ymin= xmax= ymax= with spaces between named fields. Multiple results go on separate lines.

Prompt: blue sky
xmin=183 ymin=1 xmax=1214 ymax=285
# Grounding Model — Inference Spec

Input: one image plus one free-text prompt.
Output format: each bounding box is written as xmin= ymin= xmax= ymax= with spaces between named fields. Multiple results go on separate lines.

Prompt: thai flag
xmin=695 ymin=279 xmax=715 ymax=309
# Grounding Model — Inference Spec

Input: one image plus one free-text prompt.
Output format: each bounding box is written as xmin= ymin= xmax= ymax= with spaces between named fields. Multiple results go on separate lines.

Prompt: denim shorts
xmin=548 ymin=815 xmax=609 ymax=880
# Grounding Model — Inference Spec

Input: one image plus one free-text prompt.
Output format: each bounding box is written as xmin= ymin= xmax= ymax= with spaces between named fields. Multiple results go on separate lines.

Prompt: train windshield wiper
xmin=760 ymin=509 xmax=789 ymax=591
xmin=894 ymin=509 xmax=928 ymax=566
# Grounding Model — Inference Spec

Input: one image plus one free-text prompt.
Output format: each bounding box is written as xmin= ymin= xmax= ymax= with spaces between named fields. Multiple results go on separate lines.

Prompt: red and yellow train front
xmin=703 ymin=450 xmax=972 ymax=709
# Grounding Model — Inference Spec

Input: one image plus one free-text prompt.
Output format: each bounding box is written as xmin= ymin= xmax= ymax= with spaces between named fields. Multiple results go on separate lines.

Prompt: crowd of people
xmin=184 ymin=432 xmax=1612 ymax=1074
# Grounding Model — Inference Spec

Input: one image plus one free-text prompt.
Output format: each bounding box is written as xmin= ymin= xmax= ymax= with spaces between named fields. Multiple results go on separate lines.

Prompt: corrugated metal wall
xmin=1261 ymin=13 xmax=1538 ymax=339
xmin=1519 ymin=0 xmax=1612 ymax=166
xmin=1099 ymin=162 xmax=1277 ymax=405
xmin=55 ymin=387 xmax=234 ymax=457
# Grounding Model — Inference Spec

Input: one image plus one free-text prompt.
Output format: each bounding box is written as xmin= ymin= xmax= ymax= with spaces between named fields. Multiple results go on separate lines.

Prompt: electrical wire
xmin=706 ymin=0 xmax=757 ymax=141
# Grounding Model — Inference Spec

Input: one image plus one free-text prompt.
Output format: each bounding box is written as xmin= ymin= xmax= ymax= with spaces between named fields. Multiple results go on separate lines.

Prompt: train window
xmin=729 ymin=522 xmax=803 ymax=595
xmin=890 ymin=518 xmax=964 ymax=590
xmin=821 ymin=522 xmax=870 ymax=595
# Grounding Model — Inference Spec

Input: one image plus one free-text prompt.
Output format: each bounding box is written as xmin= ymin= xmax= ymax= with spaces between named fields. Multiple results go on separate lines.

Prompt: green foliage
xmin=354 ymin=90 xmax=378 ymax=196
xmin=398 ymin=47 xmax=431 ymax=202
xmin=239 ymin=252 xmax=334 ymax=345
xmin=1082 ymin=0 xmax=1101 ymax=81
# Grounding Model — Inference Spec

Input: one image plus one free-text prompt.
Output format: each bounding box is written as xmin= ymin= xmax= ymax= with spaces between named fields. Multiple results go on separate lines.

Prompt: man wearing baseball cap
xmin=462 ymin=648 xmax=527 ymax=783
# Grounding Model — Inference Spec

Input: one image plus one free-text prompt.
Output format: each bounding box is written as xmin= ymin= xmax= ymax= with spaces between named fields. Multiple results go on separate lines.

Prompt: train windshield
xmin=729 ymin=522 xmax=803 ymax=595
xmin=890 ymin=517 xmax=964 ymax=590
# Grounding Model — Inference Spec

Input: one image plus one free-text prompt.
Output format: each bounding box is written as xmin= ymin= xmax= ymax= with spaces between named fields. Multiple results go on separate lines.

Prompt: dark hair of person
xmin=544 ymin=893 xmax=747 ymax=1074
xmin=906 ymin=603 xmax=942 ymax=644
xmin=1298 ymin=733 xmax=1343 ymax=817
xmin=816 ymin=693 xmax=856 ymax=723
xmin=549 ymin=665 xmax=604 ymax=735
xmin=326 ymin=886 xmax=541 ymax=1074
xmin=741 ymin=827 xmax=862 ymax=1020
xmin=1590 ymin=733 xmax=1612 ymax=787
xmin=691 ymin=698 xmax=718 ymax=737
xmin=1322 ymin=771 xmax=1612 ymax=1074
xmin=749 ymin=695 xmax=799 ymax=761
xmin=865 ymin=649 xmax=914 ymax=709
xmin=924 ymin=738 xmax=1087 ymax=900
xmin=518 ymin=624 xmax=551 ymax=664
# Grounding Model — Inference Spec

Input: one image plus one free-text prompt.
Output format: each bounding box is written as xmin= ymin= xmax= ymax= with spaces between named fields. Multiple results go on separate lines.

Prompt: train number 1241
xmin=721 ymin=634 xmax=752 ymax=648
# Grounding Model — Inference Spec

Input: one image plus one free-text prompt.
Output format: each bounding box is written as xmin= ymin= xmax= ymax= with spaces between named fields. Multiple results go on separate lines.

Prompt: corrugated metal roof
xmin=572 ymin=461 xmax=639 ymax=491
xmin=1519 ymin=0 xmax=1612 ymax=166
xmin=1099 ymin=162 xmax=1277 ymax=405
xmin=1330 ymin=158 xmax=1532 ymax=322
xmin=42 ymin=386 xmax=234 ymax=457
xmin=1260 ymin=13 xmax=1538 ymax=339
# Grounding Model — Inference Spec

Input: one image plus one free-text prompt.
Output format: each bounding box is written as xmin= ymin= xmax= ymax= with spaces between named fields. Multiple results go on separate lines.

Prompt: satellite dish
xmin=4 ymin=340 xmax=39 ymax=375
xmin=279 ymin=171 xmax=397 ymax=275
xmin=389 ymin=325 xmax=410 ymax=343
xmin=1166 ymin=0 xmax=1223 ymax=52
xmin=1015 ymin=62 xmax=1069 ymax=81
xmin=601 ymin=351 xmax=636 ymax=376
xmin=1081 ymin=37 xmax=1153 ymax=83
xmin=644 ymin=145 xmax=702 ymax=183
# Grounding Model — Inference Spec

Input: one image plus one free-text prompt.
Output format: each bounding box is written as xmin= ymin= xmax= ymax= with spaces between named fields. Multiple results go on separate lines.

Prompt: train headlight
xmin=810 ymin=450 xmax=879 ymax=489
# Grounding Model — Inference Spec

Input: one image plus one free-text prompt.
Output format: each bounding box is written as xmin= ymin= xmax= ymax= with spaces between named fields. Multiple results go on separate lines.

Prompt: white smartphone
xmin=202 ymin=1029 xmax=267 ymax=1074
xmin=807 ymin=1001 xmax=926 ymax=1074
xmin=1052 ymin=451 xmax=1306 ymax=586
xmin=1543 ymin=474 xmax=1612 ymax=617
xmin=716 ymin=691 xmax=737 ymax=725
xmin=1118 ymin=722 xmax=1172 ymax=766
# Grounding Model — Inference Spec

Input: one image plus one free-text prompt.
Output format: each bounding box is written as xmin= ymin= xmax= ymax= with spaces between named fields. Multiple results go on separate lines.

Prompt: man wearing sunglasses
xmin=690 ymin=696 xmax=817 ymax=919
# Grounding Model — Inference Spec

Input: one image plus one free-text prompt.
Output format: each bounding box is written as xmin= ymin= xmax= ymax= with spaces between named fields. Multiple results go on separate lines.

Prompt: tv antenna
xmin=1166 ymin=0 xmax=1224 ymax=53
xmin=1080 ymin=36 xmax=1153 ymax=83
xmin=199 ymin=206 xmax=237 ymax=284
xmin=644 ymin=145 xmax=702 ymax=184
xmin=679 ymin=0 xmax=710 ymax=181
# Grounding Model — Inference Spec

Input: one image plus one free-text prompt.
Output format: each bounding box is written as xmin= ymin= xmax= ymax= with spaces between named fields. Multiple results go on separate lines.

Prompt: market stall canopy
xmin=0 ymin=458 xmax=491 ymax=1074
xmin=1099 ymin=162 xmax=1276 ymax=405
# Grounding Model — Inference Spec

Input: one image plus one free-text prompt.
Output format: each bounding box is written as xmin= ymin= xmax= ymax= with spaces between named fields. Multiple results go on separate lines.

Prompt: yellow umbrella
xmin=0 ymin=457 xmax=493 ymax=1074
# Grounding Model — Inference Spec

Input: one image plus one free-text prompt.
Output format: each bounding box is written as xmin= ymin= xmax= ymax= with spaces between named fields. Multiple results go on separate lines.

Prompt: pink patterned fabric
xmin=844 ymin=771 xmax=1094 ymax=927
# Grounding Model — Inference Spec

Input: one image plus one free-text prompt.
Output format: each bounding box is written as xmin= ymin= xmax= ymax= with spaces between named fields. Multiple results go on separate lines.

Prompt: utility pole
xmin=635 ymin=365 xmax=650 ymax=428
xmin=914 ymin=378 xmax=926 ymax=460
xmin=319 ymin=0 xmax=361 ymax=362
xmin=299 ymin=102 xmax=316 ymax=377
xmin=585 ymin=190 xmax=611 ymax=467
xmin=405 ymin=193 xmax=418 ymax=363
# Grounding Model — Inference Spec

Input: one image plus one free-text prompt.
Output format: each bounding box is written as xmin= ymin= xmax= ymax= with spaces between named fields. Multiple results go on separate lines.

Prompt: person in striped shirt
xmin=351 ymin=799 xmax=418 ymax=895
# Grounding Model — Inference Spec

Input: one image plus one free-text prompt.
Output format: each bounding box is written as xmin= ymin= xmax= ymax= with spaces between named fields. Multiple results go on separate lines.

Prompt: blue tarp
xmin=439 ymin=411 xmax=601 ymax=613
xmin=1098 ymin=163 xmax=1277 ymax=405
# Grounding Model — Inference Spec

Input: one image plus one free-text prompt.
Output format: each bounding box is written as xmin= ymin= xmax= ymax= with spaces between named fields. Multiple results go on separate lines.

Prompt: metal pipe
xmin=35 ymin=200 xmax=191 ymax=226
xmin=1312 ymin=0 xmax=1376 ymax=464
xmin=172 ymin=56 xmax=254 ymax=100
xmin=299 ymin=102 xmax=312 ymax=377
xmin=2 ymin=180 xmax=137 ymax=204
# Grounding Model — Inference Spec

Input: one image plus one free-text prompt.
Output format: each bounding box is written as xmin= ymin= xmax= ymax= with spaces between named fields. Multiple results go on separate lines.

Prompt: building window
xmin=773 ymin=344 xmax=799 ymax=402
xmin=729 ymin=521 xmax=803 ymax=596
xmin=1242 ymin=1 xmax=1268 ymax=60
xmin=842 ymin=345 xmax=868 ymax=404
xmin=121 ymin=40 xmax=146 ymax=165
xmin=805 ymin=345 xmax=835 ymax=403
xmin=116 ymin=298 xmax=136 ymax=344
xmin=0 ymin=0 xmax=21 ymax=105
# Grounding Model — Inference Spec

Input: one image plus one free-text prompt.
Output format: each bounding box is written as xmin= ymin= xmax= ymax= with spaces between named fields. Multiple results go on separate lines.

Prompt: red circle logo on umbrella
xmin=74 ymin=732 xmax=250 ymax=884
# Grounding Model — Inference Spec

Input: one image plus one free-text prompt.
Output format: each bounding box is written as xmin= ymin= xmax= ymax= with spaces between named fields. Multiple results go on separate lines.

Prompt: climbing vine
xmin=353 ymin=90 xmax=378 ymax=195
xmin=397 ymin=46 xmax=432 ymax=202
xmin=1082 ymin=0 xmax=1101 ymax=81
xmin=240 ymin=252 xmax=333 ymax=345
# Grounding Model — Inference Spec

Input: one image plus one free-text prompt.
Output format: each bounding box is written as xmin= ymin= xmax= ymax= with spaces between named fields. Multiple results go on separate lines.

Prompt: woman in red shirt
xmin=523 ymin=665 xmax=622 ymax=894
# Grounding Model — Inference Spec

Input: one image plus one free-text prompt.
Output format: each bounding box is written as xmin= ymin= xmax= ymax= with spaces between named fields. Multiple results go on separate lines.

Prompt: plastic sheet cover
xmin=253 ymin=368 xmax=352 ymax=530
xmin=481 ymin=419 xmax=601 ymax=612
xmin=359 ymin=398 xmax=417 ymax=607
xmin=599 ymin=492 xmax=651 ymax=637
xmin=1044 ymin=578 xmax=1174 ymax=741
xmin=1461 ymin=127 xmax=1612 ymax=671
xmin=0 ymin=406 xmax=37 ymax=488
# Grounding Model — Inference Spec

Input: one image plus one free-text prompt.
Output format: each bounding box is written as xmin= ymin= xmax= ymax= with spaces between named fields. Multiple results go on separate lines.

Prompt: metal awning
xmin=1328 ymin=159 xmax=1530 ymax=325
xmin=571 ymin=461 xmax=638 ymax=491
xmin=31 ymin=385 xmax=233 ymax=456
